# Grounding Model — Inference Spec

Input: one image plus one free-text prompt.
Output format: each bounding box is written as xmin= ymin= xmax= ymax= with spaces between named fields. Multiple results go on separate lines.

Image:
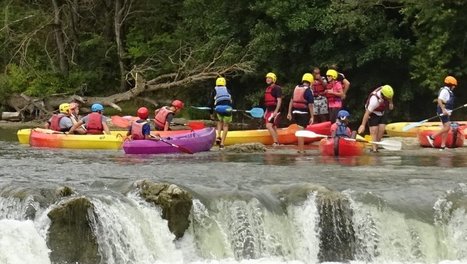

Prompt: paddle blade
xmin=402 ymin=120 xmax=427 ymax=132
xmin=191 ymin=106 xmax=212 ymax=110
xmin=378 ymin=139 xmax=402 ymax=151
xmin=247 ymin=107 xmax=264 ymax=118
xmin=186 ymin=121 xmax=205 ymax=130
xmin=295 ymin=130 xmax=327 ymax=138
xmin=111 ymin=115 xmax=131 ymax=128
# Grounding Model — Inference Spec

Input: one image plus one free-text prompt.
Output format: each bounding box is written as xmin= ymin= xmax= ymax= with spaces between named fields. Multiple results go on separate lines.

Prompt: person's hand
xmin=358 ymin=125 xmax=365 ymax=134
xmin=442 ymin=109 xmax=450 ymax=116
xmin=210 ymin=114 xmax=215 ymax=121
xmin=389 ymin=102 xmax=394 ymax=110
xmin=287 ymin=113 xmax=292 ymax=121
xmin=309 ymin=117 xmax=314 ymax=125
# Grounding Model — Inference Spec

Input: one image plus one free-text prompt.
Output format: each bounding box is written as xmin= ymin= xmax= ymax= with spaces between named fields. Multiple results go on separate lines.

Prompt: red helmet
xmin=171 ymin=100 xmax=184 ymax=109
xmin=137 ymin=107 xmax=149 ymax=119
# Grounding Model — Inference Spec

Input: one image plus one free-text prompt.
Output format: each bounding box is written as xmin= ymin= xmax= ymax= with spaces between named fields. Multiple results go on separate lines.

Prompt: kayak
xmin=223 ymin=124 xmax=301 ymax=146
xmin=17 ymin=128 xmax=193 ymax=145
xmin=29 ymin=128 xmax=125 ymax=149
xmin=305 ymin=121 xmax=332 ymax=142
xmin=319 ymin=137 xmax=365 ymax=156
xmin=123 ymin=127 xmax=215 ymax=154
xmin=385 ymin=121 xmax=467 ymax=137
xmin=417 ymin=128 xmax=465 ymax=148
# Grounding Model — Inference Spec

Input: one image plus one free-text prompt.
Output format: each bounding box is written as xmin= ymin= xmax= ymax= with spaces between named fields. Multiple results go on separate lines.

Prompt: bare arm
xmin=308 ymin=103 xmax=314 ymax=124
xmin=102 ymin=121 xmax=110 ymax=135
xmin=358 ymin=110 xmax=371 ymax=134
xmin=275 ymin=98 xmax=282 ymax=115
xmin=287 ymin=99 xmax=293 ymax=120
xmin=68 ymin=120 xmax=84 ymax=134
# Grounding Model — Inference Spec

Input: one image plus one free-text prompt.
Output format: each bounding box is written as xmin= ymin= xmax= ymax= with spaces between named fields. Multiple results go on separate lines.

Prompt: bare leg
xmin=432 ymin=122 xmax=450 ymax=147
xmin=376 ymin=124 xmax=385 ymax=141
xmin=369 ymin=125 xmax=379 ymax=152
xmin=221 ymin=123 xmax=229 ymax=146
xmin=266 ymin=123 xmax=279 ymax=144
xmin=298 ymin=136 xmax=305 ymax=153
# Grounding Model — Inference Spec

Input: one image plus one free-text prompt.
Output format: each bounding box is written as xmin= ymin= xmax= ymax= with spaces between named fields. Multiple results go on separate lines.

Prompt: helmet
xmin=59 ymin=103 xmax=70 ymax=114
xmin=137 ymin=107 xmax=149 ymax=119
xmin=91 ymin=103 xmax=104 ymax=112
xmin=69 ymin=102 xmax=78 ymax=110
xmin=337 ymin=110 xmax=350 ymax=120
xmin=216 ymin=77 xmax=226 ymax=86
xmin=302 ymin=73 xmax=314 ymax=83
xmin=265 ymin=72 xmax=277 ymax=83
xmin=444 ymin=76 xmax=457 ymax=86
xmin=381 ymin=85 xmax=394 ymax=99
xmin=171 ymin=100 xmax=184 ymax=109
xmin=326 ymin=69 xmax=338 ymax=79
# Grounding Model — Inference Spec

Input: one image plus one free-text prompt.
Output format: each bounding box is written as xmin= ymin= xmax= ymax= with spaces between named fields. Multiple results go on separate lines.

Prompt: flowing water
xmin=1 ymin=128 xmax=467 ymax=264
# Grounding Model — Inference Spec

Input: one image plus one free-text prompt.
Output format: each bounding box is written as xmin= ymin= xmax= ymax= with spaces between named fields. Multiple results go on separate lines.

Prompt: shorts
xmin=264 ymin=109 xmax=280 ymax=126
xmin=368 ymin=113 xmax=388 ymax=127
xmin=313 ymin=96 xmax=328 ymax=115
xmin=292 ymin=112 xmax=311 ymax=128
xmin=216 ymin=113 xmax=232 ymax=123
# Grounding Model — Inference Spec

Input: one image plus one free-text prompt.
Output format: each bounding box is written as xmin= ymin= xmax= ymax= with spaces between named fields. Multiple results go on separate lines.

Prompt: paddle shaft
xmin=149 ymin=135 xmax=194 ymax=154
xmin=402 ymin=103 xmax=467 ymax=131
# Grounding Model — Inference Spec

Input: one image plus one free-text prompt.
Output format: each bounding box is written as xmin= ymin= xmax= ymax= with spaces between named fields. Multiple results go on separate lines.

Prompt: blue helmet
xmin=337 ymin=110 xmax=350 ymax=120
xmin=91 ymin=103 xmax=104 ymax=112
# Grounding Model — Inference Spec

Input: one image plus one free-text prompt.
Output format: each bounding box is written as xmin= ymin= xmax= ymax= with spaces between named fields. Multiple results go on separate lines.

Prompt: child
xmin=210 ymin=77 xmax=233 ymax=149
xmin=331 ymin=110 xmax=355 ymax=138
xmin=127 ymin=107 xmax=152 ymax=140
xmin=154 ymin=100 xmax=184 ymax=131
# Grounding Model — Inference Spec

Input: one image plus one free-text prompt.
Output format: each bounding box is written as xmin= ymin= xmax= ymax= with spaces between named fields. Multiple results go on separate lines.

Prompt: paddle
xmin=402 ymin=103 xmax=467 ymax=132
xmin=191 ymin=106 xmax=264 ymax=118
xmin=149 ymin=135 xmax=194 ymax=154
xmin=295 ymin=130 xmax=402 ymax=151
xmin=111 ymin=115 xmax=204 ymax=130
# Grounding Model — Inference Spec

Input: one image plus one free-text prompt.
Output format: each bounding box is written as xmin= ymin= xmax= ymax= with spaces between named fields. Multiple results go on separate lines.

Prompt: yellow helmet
xmin=59 ymin=103 xmax=70 ymax=114
xmin=265 ymin=72 xmax=277 ymax=83
xmin=326 ymin=69 xmax=338 ymax=79
xmin=381 ymin=85 xmax=394 ymax=99
xmin=302 ymin=73 xmax=314 ymax=83
xmin=444 ymin=76 xmax=457 ymax=86
xmin=216 ymin=77 xmax=226 ymax=86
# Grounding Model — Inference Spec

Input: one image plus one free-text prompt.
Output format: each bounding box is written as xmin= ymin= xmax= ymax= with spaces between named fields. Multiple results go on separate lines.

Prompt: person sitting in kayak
xmin=127 ymin=107 xmax=153 ymax=140
xmin=331 ymin=110 xmax=356 ymax=138
xmin=154 ymin=100 xmax=184 ymax=131
xmin=45 ymin=103 xmax=81 ymax=133
xmin=68 ymin=103 xmax=110 ymax=135
xmin=209 ymin=77 xmax=233 ymax=149
xmin=69 ymin=102 xmax=87 ymax=133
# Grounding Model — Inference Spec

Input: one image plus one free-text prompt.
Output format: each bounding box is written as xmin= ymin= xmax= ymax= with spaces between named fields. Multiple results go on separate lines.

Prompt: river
xmin=0 ymin=127 xmax=466 ymax=264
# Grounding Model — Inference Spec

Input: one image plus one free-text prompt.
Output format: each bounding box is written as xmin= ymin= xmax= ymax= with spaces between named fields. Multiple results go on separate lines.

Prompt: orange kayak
xmin=319 ymin=137 xmax=365 ymax=156
xmin=417 ymin=128 xmax=465 ymax=148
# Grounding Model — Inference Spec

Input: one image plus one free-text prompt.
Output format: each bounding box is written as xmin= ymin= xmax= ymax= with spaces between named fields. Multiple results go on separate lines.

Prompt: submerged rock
xmin=47 ymin=196 xmax=100 ymax=264
xmin=136 ymin=180 xmax=193 ymax=238
xmin=223 ymin=143 xmax=267 ymax=153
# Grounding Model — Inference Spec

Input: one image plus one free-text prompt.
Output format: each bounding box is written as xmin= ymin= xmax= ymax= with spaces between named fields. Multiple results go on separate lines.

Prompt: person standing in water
xmin=263 ymin=72 xmax=283 ymax=146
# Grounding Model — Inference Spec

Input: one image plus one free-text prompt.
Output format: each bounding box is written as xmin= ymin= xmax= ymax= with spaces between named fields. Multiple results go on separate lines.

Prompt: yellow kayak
xmin=17 ymin=128 xmax=128 ymax=145
xmin=385 ymin=121 xmax=467 ymax=137
xmin=223 ymin=124 xmax=300 ymax=146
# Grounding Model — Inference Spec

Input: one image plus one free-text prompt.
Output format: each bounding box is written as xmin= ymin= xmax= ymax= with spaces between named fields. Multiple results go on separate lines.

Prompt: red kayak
xmin=418 ymin=128 xmax=465 ymax=148
xmin=305 ymin=121 xmax=332 ymax=142
xmin=319 ymin=137 xmax=365 ymax=156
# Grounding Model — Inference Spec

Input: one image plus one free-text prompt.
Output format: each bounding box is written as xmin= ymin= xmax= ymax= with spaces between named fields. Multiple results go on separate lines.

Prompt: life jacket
xmin=335 ymin=122 xmax=350 ymax=137
xmin=437 ymin=86 xmax=455 ymax=111
xmin=292 ymin=85 xmax=309 ymax=109
xmin=325 ymin=81 xmax=342 ymax=105
xmin=85 ymin=112 xmax=104 ymax=134
xmin=264 ymin=84 xmax=279 ymax=107
xmin=50 ymin=114 xmax=65 ymax=131
xmin=130 ymin=121 xmax=147 ymax=140
xmin=365 ymin=87 xmax=389 ymax=112
xmin=312 ymin=78 xmax=326 ymax=97
xmin=154 ymin=107 xmax=173 ymax=129
xmin=214 ymin=86 xmax=232 ymax=105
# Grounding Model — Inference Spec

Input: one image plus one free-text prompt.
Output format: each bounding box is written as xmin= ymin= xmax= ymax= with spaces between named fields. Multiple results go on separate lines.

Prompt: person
xmin=324 ymin=69 xmax=344 ymax=123
xmin=69 ymin=102 xmax=86 ymax=133
xmin=358 ymin=85 xmax=394 ymax=152
xmin=329 ymin=64 xmax=351 ymax=99
xmin=69 ymin=103 xmax=110 ymax=135
xmin=426 ymin=76 xmax=458 ymax=150
xmin=311 ymin=67 xmax=329 ymax=123
xmin=263 ymin=72 xmax=283 ymax=146
xmin=330 ymin=110 xmax=355 ymax=138
xmin=287 ymin=73 xmax=314 ymax=128
xmin=210 ymin=77 xmax=233 ymax=149
xmin=127 ymin=107 xmax=152 ymax=140
xmin=45 ymin=103 xmax=76 ymax=132
xmin=154 ymin=100 xmax=184 ymax=131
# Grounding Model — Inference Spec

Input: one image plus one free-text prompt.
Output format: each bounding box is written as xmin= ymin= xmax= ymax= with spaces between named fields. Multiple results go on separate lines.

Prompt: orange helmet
xmin=444 ymin=76 xmax=457 ymax=86
xmin=137 ymin=107 xmax=149 ymax=119
xmin=171 ymin=100 xmax=184 ymax=109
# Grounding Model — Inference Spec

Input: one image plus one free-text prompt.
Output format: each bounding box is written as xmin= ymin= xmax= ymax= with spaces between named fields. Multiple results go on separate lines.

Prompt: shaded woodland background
xmin=0 ymin=0 xmax=466 ymax=122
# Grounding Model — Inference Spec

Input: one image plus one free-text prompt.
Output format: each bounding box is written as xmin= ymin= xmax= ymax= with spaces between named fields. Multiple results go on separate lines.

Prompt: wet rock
xmin=136 ymin=180 xmax=193 ymax=238
xmin=55 ymin=186 xmax=74 ymax=197
xmin=47 ymin=196 xmax=100 ymax=264
xmin=224 ymin=143 xmax=267 ymax=153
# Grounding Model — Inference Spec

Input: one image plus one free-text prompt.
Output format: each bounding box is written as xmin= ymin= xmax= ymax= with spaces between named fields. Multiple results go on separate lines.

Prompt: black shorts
xmin=368 ymin=113 xmax=388 ymax=127
xmin=292 ymin=113 xmax=310 ymax=128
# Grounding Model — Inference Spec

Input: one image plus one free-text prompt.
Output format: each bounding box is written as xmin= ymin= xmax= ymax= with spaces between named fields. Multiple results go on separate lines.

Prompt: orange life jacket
xmin=85 ymin=112 xmax=104 ymax=134
xmin=292 ymin=85 xmax=309 ymax=109
xmin=325 ymin=81 xmax=342 ymax=105
xmin=50 ymin=114 xmax=65 ymax=131
xmin=154 ymin=107 xmax=173 ymax=130
xmin=130 ymin=121 xmax=147 ymax=140
xmin=264 ymin=84 xmax=279 ymax=107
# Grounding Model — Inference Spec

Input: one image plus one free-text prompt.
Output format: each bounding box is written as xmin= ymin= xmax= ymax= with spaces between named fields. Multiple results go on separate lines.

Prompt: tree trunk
xmin=51 ymin=0 xmax=69 ymax=75
xmin=114 ymin=0 xmax=130 ymax=91
xmin=1 ymin=112 xmax=22 ymax=121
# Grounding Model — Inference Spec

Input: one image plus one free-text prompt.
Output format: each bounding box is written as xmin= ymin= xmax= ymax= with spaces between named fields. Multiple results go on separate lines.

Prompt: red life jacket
xmin=312 ymin=78 xmax=326 ymax=96
xmin=154 ymin=107 xmax=174 ymax=129
xmin=292 ymin=85 xmax=308 ymax=109
xmin=130 ymin=121 xmax=147 ymax=140
xmin=50 ymin=114 xmax=65 ymax=131
xmin=365 ymin=87 xmax=389 ymax=112
xmin=264 ymin=84 xmax=279 ymax=107
xmin=325 ymin=81 xmax=342 ymax=105
xmin=85 ymin=112 xmax=104 ymax=134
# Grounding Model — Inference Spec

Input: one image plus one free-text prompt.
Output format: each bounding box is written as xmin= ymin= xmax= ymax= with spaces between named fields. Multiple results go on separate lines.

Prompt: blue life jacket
xmin=335 ymin=122 xmax=349 ymax=137
xmin=214 ymin=86 xmax=232 ymax=105
xmin=437 ymin=86 xmax=454 ymax=113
